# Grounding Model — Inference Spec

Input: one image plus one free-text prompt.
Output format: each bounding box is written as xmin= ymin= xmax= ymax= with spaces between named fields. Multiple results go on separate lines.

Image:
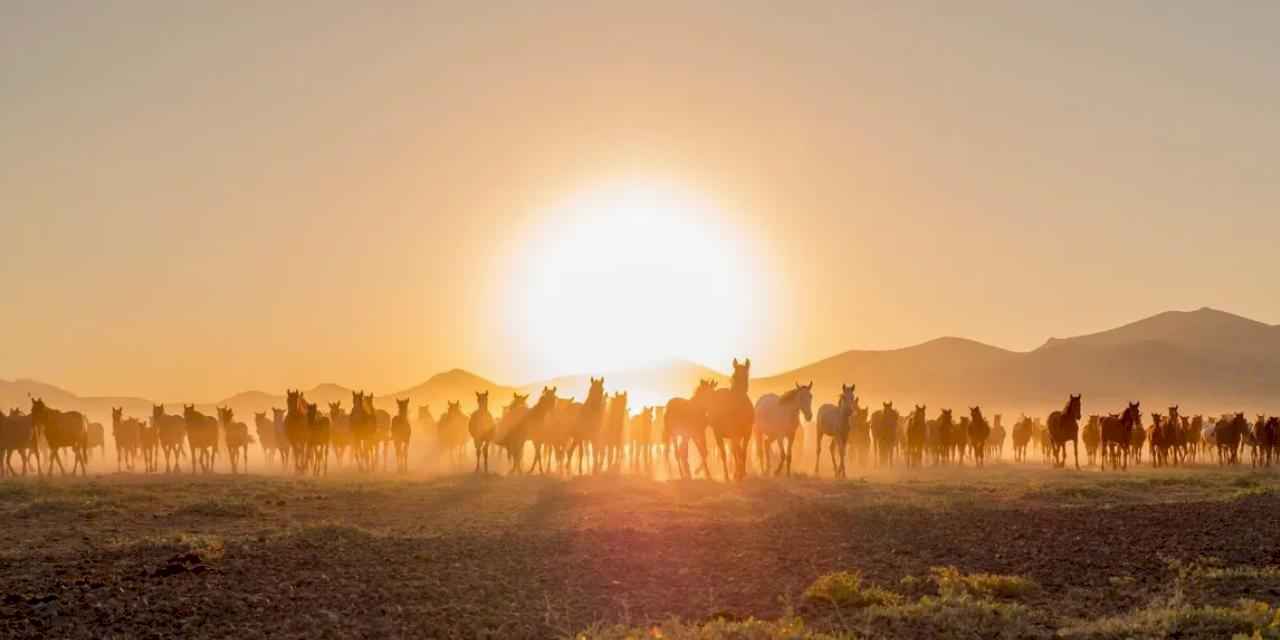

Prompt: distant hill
xmin=5 ymin=307 xmax=1278 ymax=428
xmin=757 ymin=307 xmax=1280 ymax=417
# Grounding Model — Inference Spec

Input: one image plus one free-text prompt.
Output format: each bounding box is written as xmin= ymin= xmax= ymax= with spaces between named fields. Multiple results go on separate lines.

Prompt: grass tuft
xmin=804 ymin=571 xmax=904 ymax=609
xmin=930 ymin=566 xmax=1040 ymax=601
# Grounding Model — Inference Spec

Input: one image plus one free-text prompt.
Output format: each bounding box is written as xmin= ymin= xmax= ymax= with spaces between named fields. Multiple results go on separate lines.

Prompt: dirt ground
xmin=1 ymin=464 xmax=1278 ymax=639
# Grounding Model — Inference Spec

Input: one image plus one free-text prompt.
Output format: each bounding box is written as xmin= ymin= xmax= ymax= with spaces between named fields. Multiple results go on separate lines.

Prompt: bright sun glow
xmin=508 ymin=179 xmax=764 ymax=379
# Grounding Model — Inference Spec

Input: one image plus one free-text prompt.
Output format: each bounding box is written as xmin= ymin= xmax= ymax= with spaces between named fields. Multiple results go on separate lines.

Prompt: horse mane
xmin=778 ymin=387 xmax=801 ymax=404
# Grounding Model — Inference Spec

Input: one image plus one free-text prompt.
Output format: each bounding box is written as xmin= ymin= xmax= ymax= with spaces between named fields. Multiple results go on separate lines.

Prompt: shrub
xmin=804 ymin=571 xmax=904 ymax=609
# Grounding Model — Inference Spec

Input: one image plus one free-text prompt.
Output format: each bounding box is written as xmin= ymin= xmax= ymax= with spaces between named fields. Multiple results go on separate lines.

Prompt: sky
xmin=2 ymin=2 xmax=1278 ymax=402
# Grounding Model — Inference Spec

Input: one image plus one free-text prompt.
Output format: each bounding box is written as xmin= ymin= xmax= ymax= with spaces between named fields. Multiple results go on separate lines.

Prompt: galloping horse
xmin=967 ymin=407 xmax=991 ymax=468
xmin=754 ymin=382 xmax=814 ymax=477
xmin=814 ymin=384 xmax=856 ymax=477
xmin=349 ymin=391 xmax=374 ymax=471
xmin=31 ymin=398 xmax=89 ymax=477
xmin=284 ymin=390 xmax=311 ymax=473
xmin=306 ymin=402 xmax=331 ymax=476
xmin=329 ymin=402 xmax=353 ymax=467
xmin=436 ymin=401 xmax=469 ymax=469
xmin=904 ymin=405 xmax=926 ymax=468
xmin=1099 ymin=402 xmax=1140 ymax=471
xmin=1082 ymin=416 xmax=1101 ymax=467
xmin=566 ymin=378 xmax=606 ymax=475
xmin=1010 ymin=414 xmax=1032 ymax=463
xmin=493 ymin=392 xmax=532 ymax=473
xmin=597 ymin=392 xmax=628 ymax=473
xmin=0 ymin=409 xmax=39 ymax=477
xmin=1046 ymin=394 xmax=1083 ymax=469
xmin=254 ymin=411 xmax=279 ymax=467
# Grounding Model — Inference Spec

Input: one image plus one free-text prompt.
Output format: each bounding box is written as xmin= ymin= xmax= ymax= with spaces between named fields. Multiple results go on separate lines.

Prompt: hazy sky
xmin=3 ymin=2 xmax=1278 ymax=402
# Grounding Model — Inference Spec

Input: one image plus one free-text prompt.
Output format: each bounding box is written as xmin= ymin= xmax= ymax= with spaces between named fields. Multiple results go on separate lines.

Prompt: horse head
xmin=792 ymin=382 xmax=814 ymax=422
xmin=940 ymin=409 xmax=953 ymax=425
xmin=970 ymin=406 xmax=985 ymax=425
xmin=731 ymin=358 xmax=751 ymax=392
xmin=396 ymin=398 xmax=410 ymax=417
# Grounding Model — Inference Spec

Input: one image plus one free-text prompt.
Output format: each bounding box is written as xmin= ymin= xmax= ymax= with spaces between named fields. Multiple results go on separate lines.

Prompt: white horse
xmin=814 ymin=384 xmax=855 ymax=478
xmin=754 ymin=382 xmax=814 ymax=477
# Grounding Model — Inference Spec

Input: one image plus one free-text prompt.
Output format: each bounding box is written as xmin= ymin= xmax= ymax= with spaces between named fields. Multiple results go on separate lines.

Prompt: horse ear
xmin=745 ymin=358 xmax=750 ymax=368
xmin=807 ymin=381 xmax=813 ymax=389
xmin=733 ymin=358 xmax=739 ymax=367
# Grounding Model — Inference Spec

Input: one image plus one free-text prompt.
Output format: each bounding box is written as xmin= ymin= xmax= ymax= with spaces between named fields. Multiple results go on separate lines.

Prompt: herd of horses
xmin=1 ymin=359 xmax=1277 ymax=479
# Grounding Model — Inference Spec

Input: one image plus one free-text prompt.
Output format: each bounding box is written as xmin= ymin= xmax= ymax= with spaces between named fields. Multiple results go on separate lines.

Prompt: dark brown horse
xmin=870 ymin=402 xmax=900 ymax=466
xmin=1010 ymin=415 xmax=1033 ymax=463
xmin=468 ymin=391 xmax=495 ymax=474
xmin=1214 ymin=413 xmax=1247 ymax=465
xmin=306 ymin=402 xmax=331 ymax=476
xmin=707 ymin=359 xmax=754 ymax=482
xmin=967 ymin=407 xmax=991 ymax=468
xmin=903 ymin=404 xmax=926 ymax=468
xmin=284 ymin=390 xmax=311 ymax=474
xmin=153 ymin=405 xmax=187 ymax=473
xmin=1046 ymin=394 xmax=1082 ymax=470
xmin=1099 ymin=402 xmax=1139 ymax=471
xmin=31 ymin=398 xmax=88 ymax=477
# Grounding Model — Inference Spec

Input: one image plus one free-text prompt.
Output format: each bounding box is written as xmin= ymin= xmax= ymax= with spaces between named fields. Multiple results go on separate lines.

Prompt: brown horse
xmin=348 ymin=392 xmax=374 ymax=471
xmin=493 ymin=392 xmax=533 ymax=474
xmin=628 ymin=406 xmax=655 ymax=473
xmin=1259 ymin=417 xmax=1280 ymax=468
xmin=565 ymin=378 xmax=607 ymax=476
xmin=184 ymin=405 xmax=220 ymax=474
xmin=254 ymin=411 xmax=278 ymax=467
xmin=0 ymin=409 xmax=39 ymax=477
xmin=392 ymin=398 xmax=412 ymax=474
xmin=111 ymin=407 xmax=143 ymax=472
xmin=1010 ymin=415 xmax=1033 ymax=463
xmin=282 ymin=390 xmax=311 ymax=473
xmin=468 ymin=392 xmax=495 ymax=474
xmin=328 ymin=402 xmax=352 ymax=468
xmin=1081 ymin=416 xmax=1101 ymax=466
xmin=870 ymin=402 xmax=900 ymax=467
xmin=218 ymin=407 xmax=252 ymax=474
xmin=1214 ymin=413 xmax=1247 ymax=465
xmin=966 ymin=407 xmax=991 ymax=468
xmin=665 ymin=380 xmax=714 ymax=480
xmin=1099 ymin=402 xmax=1140 ymax=471
xmin=903 ymin=405 xmax=927 ymax=468
xmin=86 ymin=421 xmax=106 ymax=462
xmin=152 ymin=405 xmax=187 ymax=473
xmin=306 ymin=402 xmax=331 ymax=476
xmin=436 ymin=401 xmax=470 ymax=469
xmin=1046 ymin=394 xmax=1082 ymax=469
xmin=597 ymin=392 xmax=628 ymax=473
xmin=707 ymin=359 xmax=753 ymax=482
xmin=31 ymin=398 xmax=89 ymax=477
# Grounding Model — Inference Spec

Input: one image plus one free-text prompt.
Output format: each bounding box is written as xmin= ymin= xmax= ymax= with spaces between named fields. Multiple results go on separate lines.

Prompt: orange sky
xmin=2 ymin=3 xmax=1278 ymax=402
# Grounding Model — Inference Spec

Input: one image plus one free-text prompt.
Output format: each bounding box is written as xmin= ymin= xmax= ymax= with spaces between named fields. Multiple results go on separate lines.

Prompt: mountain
xmin=760 ymin=307 xmax=1280 ymax=416
xmin=5 ymin=307 xmax=1277 ymax=428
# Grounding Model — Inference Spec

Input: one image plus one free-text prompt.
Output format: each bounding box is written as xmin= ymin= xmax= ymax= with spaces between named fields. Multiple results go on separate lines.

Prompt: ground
xmin=1 ymin=465 xmax=1279 ymax=639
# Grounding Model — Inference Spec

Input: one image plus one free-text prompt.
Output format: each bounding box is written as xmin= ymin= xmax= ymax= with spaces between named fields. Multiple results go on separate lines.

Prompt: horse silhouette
xmin=707 ymin=359 xmax=754 ymax=482
xmin=254 ymin=411 xmax=279 ymax=467
xmin=468 ymin=391 xmax=496 ymax=474
xmin=329 ymin=402 xmax=352 ymax=467
xmin=183 ymin=404 xmax=220 ymax=474
xmin=565 ymin=378 xmax=606 ymax=476
xmin=967 ymin=407 xmax=991 ymax=468
xmin=665 ymin=380 xmax=714 ymax=480
xmin=31 ymin=398 xmax=88 ymax=477
xmin=217 ymin=407 xmax=253 ymax=474
xmin=1010 ymin=414 xmax=1032 ymax=463
xmin=870 ymin=402 xmax=900 ymax=467
xmin=111 ymin=407 xmax=143 ymax=472
xmin=1099 ymin=402 xmax=1140 ymax=471
xmin=305 ymin=402 xmax=331 ymax=476
xmin=392 ymin=398 xmax=412 ymax=473
xmin=284 ymin=390 xmax=311 ymax=474
xmin=1046 ymin=394 xmax=1082 ymax=469
xmin=436 ymin=401 xmax=469 ymax=470
xmin=493 ymin=392 xmax=532 ymax=473
xmin=0 ymin=409 xmax=39 ymax=477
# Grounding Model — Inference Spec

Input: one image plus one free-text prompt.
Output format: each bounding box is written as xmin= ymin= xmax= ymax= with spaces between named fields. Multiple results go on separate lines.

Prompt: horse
xmin=928 ymin=409 xmax=955 ymax=465
xmin=708 ymin=359 xmax=754 ymax=482
xmin=272 ymin=407 xmax=290 ymax=470
xmin=848 ymin=405 xmax=871 ymax=468
xmin=86 ymin=421 xmax=106 ymax=462
xmin=183 ymin=405 xmax=220 ymax=474
xmin=111 ymin=407 xmax=143 ymax=472
xmin=0 ymin=409 xmax=39 ymax=477
xmin=565 ymin=378 xmax=606 ymax=476
xmin=348 ymin=392 xmax=374 ymax=471
xmin=493 ymin=392 xmax=532 ymax=473
xmin=754 ymin=382 xmax=814 ymax=477
xmin=1258 ymin=417 xmax=1280 ymax=468
xmin=1099 ymin=402 xmax=1140 ymax=471
xmin=1166 ymin=406 xmax=1186 ymax=465
xmin=904 ymin=405 xmax=927 ymax=468
xmin=665 ymin=380 xmax=714 ymax=480
xmin=814 ymin=384 xmax=856 ymax=477
xmin=1214 ymin=413 xmax=1247 ymax=465
xmin=627 ymin=407 xmax=655 ymax=473
xmin=325 ymin=402 xmax=351 ymax=468
xmin=31 ymin=398 xmax=88 ymax=477
xmin=392 ymin=398 xmax=412 ymax=474
xmin=284 ymin=390 xmax=311 ymax=474
xmin=417 ymin=404 xmax=436 ymax=462
xmin=597 ymin=392 xmax=628 ymax=473
xmin=218 ymin=407 xmax=253 ymax=474
xmin=306 ymin=402 xmax=331 ymax=476
xmin=369 ymin=396 xmax=393 ymax=471
xmin=515 ymin=389 xmax=560 ymax=475
xmin=468 ymin=391 xmax=495 ymax=474
xmin=1148 ymin=414 xmax=1167 ymax=467
xmin=1046 ymin=394 xmax=1083 ymax=469
xmin=1129 ymin=412 xmax=1147 ymax=465
xmin=152 ymin=405 xmax=187 ymax=473
xmin=436 ymin=401 xmax=469 ymax=469
xmin=964 ymin=407 xmax=991 ymax=468
xmin=254 ymin=411 xmax=279 ymax=467
xmin=870 ymin=402 xmax=900 ymax=467
xmin=986 ymin=414 xmax=1006 ymax=461
xmin=1010 ymin=414 xmax=1032 ymax=463
xmin=1081 ymin=416 xmax=1101 ymax=467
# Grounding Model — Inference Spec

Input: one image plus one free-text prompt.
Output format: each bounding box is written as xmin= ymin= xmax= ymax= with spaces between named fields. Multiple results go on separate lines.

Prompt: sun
xmin=506 ymin=178 xmax=766 ymax=378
